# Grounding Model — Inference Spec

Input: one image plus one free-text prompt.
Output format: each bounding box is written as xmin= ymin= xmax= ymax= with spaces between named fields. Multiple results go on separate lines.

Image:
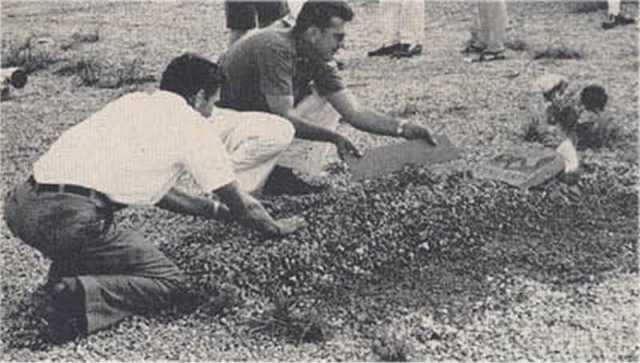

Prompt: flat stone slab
xmin=472 ymin=146 xmax=565 ymax=189
xmin=345 ymin=134 xmax=461 ymax=181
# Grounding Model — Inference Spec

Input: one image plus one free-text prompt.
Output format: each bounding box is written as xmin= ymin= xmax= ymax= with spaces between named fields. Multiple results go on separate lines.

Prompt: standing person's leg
xmin=392 ymin=0 xmax=425 ymax=57
xmin=209 ymin=108 xmax=295 ymax=193
xmin=602 ymin=0 xmax=634 ymax=29
xmin=407 ymin=0 xmax=425 ymax=54
xmin=479 ymin=0 xmax=507 ymax=54
xmin=463 ymin=3 xmax=486 ymax=53
xmin=368 ymin=0 xmax=407 ymax=56
xmin=608 ymin=0 xmax=622 ymax=17
xmin=225 ymin=0 xmax=258 ymax=46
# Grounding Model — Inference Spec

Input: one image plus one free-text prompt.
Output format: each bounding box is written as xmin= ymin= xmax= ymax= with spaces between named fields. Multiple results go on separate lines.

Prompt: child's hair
xmin=580 ymin=84 xmax=607 ymax=113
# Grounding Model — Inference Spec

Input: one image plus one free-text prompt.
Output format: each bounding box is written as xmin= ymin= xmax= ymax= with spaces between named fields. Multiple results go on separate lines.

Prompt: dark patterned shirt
xmin=218 ymin=28 xmax=344 ymax=112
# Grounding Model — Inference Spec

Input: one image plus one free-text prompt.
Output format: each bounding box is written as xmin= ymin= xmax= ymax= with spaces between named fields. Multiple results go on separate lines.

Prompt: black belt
xmin=28 ymin=176 xmax=112 ymax=204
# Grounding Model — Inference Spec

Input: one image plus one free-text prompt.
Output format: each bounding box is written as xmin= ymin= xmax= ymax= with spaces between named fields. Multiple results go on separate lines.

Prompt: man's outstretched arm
xmin=156 ymin=187 xmax=230 ymax=220
xmin=266 ymin=93 xmax=362 ymax=159
xmin=156 ymin=184 xmax=305 ymax=236
xmin=326 ymin=89 xmax=437 ymax=145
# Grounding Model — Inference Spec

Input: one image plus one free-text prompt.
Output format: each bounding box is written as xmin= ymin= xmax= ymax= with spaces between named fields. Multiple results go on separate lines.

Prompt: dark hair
xmin=292 ymin=0 xmax=354 ymax=35
xmin=159 ymin=53 xmax=223 ymax=102
xmin=580 ymin=84 xmax=608 ymax=112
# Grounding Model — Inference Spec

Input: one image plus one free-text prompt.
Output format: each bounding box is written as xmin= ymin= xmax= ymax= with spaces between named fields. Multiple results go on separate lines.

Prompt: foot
xmin=461 ymin=41 xmax=486 ymax=54
xmin=390 ymin=43 xmax=413 ymax=58
xmin=262 ymin=166 xmax=328 ymax=196
xmin=368 ymin=43 xmax=408 ymax=57
xmin=410 ymin=44 xmax=423 ymax=56
xmin=44 ymin=282 xmax=87 ymax=344
xmin=470 ymin=50 xmax=506 ymax=63
xmin=559 ymin=170 xmax=581 ymax=185
xmin=616 ymin=14 xmax=636 ymax=25
xmin=602 ymin=14 xmax=635 ymax=29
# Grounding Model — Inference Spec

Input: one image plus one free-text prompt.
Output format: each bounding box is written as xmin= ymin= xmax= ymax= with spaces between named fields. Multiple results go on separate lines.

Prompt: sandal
xmin=470 ymin=51 xmax=506 ymax=63
xmin=461 ymin=42 xmax=486 ymax=54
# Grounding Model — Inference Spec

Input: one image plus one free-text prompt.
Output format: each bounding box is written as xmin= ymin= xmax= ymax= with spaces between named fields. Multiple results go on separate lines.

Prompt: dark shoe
xmin=461 ymin=41 xmax=486 ymax=54
xmin=390 ymin=43 xmax=412 ymax=58
xmin=410 ymin=44 xmax=423 ymax=56
xmin=262 ymin=166 xmax=327 ymax=196
xmin=45 ymin=312 xmax=87 ymax=344
xmin=602 ymin=15 xmax=618 ymax=29
xmin=615 ymin=14 xmax=635 ymax=25
xmin=559 ymin=170 xmax=581 ymax=185
xmin=45 ymin=282 xmax=87 ymax=344
xmin=603 ymin=14 xmax=635 ymax=29
xmin=368 ymin=43 xmax=408 ymax=57
xmin=470 ymin=50 xmax=506 ymax=63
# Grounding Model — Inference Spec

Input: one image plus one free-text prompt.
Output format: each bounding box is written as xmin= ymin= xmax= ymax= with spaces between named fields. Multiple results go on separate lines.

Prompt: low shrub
xmin=2 ymin=36 xmax=60 ymax=74
xmin=533 ymin=46 xmax=584 ymax=60
xmin=54 ymin=57 xmax=156 ymax=88
xmin=60 ymin=29 xmax=100 ymax=51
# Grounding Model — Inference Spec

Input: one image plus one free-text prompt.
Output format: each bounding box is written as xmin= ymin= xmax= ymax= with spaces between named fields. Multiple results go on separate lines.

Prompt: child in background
xmin=527 ymin=74 xmax=610 ymax=180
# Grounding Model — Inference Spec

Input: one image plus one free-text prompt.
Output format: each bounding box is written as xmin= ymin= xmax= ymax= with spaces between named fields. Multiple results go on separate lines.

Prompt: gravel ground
xmin=1 ymin=1 xmax=638 ymax=361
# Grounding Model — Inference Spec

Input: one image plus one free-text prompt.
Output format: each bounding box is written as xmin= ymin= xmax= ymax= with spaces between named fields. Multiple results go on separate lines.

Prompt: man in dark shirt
xmin=218 ymin=0 xmax=437 ymax=171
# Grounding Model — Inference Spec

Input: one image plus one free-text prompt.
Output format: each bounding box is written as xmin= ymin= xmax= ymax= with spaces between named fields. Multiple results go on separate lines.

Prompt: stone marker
xmin=472 ymin=146 xmax=565 ymax=189
xmin=345 ymin=134 xmax=461 ymax=181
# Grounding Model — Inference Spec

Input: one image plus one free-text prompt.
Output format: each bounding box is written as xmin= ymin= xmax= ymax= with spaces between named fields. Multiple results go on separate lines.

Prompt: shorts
xmin=225 ymin=0 xmax=290 ymax=30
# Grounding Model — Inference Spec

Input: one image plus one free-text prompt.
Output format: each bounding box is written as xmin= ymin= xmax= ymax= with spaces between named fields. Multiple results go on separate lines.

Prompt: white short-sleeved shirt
xmin=34 ymin=90 xmax=235 ymax=206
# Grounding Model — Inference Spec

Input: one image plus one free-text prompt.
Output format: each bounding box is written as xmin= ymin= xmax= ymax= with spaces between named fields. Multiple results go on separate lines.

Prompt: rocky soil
xmin=1 ymin=1 xmax=638 ymax=361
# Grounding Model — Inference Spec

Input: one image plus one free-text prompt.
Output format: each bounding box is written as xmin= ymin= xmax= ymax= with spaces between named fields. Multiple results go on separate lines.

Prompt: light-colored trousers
xmin=380 ymin=0 xmax=425 ymax=45
xmin=608 ymin=0 xmax=621 ymax=16
xmin=470 ymin=0 xmax=508 ymax=53
xmin=209 ymin=108 xmax=295 ymax=193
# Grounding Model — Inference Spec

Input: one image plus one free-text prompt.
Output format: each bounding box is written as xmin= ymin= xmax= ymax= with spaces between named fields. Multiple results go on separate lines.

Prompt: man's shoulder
xmin=244 ymin=28 xmax=295 ymax=53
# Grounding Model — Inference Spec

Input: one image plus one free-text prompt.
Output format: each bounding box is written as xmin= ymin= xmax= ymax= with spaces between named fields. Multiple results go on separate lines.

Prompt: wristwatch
xmin=396 ymin=119 xmax=408 ymax=137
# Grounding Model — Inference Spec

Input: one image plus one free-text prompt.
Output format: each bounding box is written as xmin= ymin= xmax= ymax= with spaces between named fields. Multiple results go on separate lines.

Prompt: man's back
xmin=34 ymin=91 xmax=231 ymax=205
xmin=218 ymin=28 xmax=296 ymax=113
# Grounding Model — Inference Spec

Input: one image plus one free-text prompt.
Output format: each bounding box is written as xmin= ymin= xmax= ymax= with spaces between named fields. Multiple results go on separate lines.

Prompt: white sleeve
xmin=182 ymin=114 xmax=236 ymax=193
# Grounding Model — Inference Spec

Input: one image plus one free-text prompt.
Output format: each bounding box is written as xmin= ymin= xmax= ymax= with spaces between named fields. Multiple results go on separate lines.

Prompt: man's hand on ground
xmin=402 ymin=123 xmax=437 ymax=146
xmin=213 ymin=202 xmax=232 ymax=222
xmin=273 ymin=216 xmax=307 ymax=236
xmin=334 ymin=134 xmax=363 ymax=159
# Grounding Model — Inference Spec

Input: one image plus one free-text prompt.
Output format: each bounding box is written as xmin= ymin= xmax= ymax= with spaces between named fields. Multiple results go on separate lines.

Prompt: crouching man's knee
xmin=265 ymin=114 xmax=295 ymax=152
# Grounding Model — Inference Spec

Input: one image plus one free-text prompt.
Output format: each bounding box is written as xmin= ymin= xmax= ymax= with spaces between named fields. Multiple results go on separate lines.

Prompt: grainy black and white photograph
xmin=1 ymin=0 xmax=638 ymax=361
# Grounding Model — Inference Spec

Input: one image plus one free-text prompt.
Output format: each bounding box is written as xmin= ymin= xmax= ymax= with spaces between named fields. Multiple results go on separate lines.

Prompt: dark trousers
xmin=224 ymin=0 xmax=290 ymax=30
xmin=3 ymin=179 xmax=185 ymax=334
